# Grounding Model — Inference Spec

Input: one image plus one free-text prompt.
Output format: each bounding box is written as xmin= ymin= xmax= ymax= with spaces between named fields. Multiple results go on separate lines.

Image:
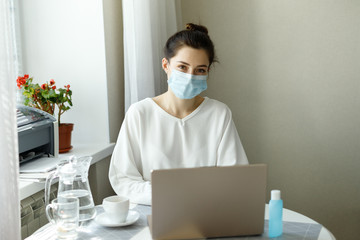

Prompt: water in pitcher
xmin=59 ymin=189 xmax=96 ymax=221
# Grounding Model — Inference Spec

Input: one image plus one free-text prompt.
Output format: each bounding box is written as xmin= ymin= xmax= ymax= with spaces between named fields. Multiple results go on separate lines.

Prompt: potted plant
xmin=17 ymin=74 xmax=74 ymax=153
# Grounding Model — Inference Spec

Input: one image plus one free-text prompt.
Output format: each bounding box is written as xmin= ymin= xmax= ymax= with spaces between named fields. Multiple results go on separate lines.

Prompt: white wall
xmin=19 ymin=0 xmax=110 ymax=145
xmin=181 ymin=0 xmax=360 ymax=239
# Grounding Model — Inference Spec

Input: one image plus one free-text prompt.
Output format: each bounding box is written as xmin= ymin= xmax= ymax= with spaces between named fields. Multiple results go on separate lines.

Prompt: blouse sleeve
xmin=216 ymin=108 xmax=249 ymax=166
xmin=109 ymin=106 xmax=152 ymax=205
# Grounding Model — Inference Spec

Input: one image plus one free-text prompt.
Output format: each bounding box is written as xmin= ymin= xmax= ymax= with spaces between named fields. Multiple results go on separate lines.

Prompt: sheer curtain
xmin=122 ymin=0 xmax=180 ymax=111
xmin=0 ymin=0 xmax=21 ymax=239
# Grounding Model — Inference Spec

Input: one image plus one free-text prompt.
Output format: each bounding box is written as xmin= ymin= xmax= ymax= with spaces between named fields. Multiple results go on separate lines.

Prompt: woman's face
xmin=162 ymin=46 xmax=210 ymax=78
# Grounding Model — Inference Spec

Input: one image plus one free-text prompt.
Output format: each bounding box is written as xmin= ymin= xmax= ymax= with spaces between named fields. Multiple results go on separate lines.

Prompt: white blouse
xmin=109 ymin=97 xmax=248 ymax=205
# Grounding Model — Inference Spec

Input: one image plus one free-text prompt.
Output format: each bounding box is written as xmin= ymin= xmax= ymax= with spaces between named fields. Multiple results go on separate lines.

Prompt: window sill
xmin=19 ymin=142 xmax=115 ymax=200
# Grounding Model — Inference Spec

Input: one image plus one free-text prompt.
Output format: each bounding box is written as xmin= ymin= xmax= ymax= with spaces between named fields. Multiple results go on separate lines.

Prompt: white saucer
xmin=95 ymin=210 xmax=140 ymax=227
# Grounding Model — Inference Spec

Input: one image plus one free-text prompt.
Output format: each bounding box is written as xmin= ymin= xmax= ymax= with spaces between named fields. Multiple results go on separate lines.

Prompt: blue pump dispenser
xmin=268 ymin=190 xmax=283 ymax=238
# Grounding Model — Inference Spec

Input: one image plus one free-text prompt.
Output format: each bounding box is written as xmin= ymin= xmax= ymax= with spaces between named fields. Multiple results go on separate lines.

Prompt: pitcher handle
xmin=45 ymin=171 xmax=57 ymax=206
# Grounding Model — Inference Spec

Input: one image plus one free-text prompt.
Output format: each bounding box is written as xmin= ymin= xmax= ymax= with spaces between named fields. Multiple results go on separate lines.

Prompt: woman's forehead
xmin=171 ymin=46 xmax=209 ymax=67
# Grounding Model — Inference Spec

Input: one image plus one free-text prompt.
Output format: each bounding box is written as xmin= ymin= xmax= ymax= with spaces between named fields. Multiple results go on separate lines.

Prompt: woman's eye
xmin=196 ymin=69 xmax=207 ymax=74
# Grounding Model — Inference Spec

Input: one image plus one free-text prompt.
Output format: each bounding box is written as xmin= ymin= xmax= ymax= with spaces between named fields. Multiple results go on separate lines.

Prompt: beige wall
xmin=181 ymin=0 xmax=360 ymax=239
xmin=103 ymin=0 xmax=125 ymax=142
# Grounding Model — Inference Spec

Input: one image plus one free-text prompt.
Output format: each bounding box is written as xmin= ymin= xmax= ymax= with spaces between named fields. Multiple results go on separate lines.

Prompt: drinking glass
xmin=45 ymin=196 xmax=79 ymax=239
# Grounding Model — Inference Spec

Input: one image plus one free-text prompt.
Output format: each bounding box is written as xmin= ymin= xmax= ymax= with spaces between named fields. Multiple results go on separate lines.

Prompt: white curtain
xmin=0 ymin=0 xmax=21 ymax=239
xmin=122 ymin=0 xmax=180 ymax=111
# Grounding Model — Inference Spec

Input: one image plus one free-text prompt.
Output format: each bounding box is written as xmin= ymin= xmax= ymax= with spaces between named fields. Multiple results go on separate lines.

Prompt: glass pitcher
xmin=45 ymin=156 xmax=96 ymax=221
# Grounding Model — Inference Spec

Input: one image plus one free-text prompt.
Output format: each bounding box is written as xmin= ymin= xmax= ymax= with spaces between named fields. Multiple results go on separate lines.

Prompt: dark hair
xmin=164 ymin=23 xmax=217 ymax=67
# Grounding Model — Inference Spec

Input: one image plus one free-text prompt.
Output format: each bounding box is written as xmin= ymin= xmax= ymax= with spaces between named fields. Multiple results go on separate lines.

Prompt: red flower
xmin=52 ymin=85 xmax=56 ymax=90
xmin=50 ymin=79 xmax=55 ymax=85
xmin=41 ymin=84 xmax=47 ymax=90
xmin=24 ymin=74 xmax=29 ymax=79
xmin=16 ymin=76 xmax=27 ymax=89
xmin=64 ymin=84 xmax=70 ymax=92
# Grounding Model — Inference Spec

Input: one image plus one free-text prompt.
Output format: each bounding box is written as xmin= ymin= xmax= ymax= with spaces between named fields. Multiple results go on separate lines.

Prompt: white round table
xmin=27 ymin=204 xmax=336 ymax=240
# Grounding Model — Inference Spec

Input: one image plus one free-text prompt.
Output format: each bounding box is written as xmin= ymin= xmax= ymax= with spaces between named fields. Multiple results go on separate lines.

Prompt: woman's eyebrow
xmin=177 ymin=61 xmax=208 ymax=68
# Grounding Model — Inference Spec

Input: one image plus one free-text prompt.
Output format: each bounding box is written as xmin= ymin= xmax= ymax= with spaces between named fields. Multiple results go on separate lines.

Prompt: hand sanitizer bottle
xmin=268 ymin=190 xmax=283 ymax=238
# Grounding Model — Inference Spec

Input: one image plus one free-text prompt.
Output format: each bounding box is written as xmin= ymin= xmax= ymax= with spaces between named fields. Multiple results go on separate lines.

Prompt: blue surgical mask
xmin=167 ymin=69 xmax=208 ymax=99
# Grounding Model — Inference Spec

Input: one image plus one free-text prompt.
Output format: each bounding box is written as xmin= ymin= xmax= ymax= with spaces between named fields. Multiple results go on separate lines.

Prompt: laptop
xmin=148 ymin=164 xmax=267 ymax=240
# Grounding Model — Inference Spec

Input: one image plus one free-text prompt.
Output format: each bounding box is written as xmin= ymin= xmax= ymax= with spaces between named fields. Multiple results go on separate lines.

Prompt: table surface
xmin=26 ymin=204 xmax=335 ymax=240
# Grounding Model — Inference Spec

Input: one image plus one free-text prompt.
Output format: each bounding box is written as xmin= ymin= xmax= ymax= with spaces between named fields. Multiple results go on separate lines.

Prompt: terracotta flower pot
xmin=59 ymin=123 xmax=74 ymax=153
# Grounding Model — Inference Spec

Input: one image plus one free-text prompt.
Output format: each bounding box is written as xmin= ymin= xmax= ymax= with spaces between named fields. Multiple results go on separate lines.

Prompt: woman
xmin=109 ymin=23 xmax=248 ymax=205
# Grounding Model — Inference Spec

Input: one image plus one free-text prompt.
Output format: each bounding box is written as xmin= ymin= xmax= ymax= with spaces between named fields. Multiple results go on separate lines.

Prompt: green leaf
xmin=49 ymin=89 xmax=57 ymax=98
xmin=42 ymin=90 xmax=50 ymax=98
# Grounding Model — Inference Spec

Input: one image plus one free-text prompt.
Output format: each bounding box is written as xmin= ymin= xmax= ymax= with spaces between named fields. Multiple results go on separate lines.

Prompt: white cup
xmin=102 ymin=195 xmax=129 ymax=223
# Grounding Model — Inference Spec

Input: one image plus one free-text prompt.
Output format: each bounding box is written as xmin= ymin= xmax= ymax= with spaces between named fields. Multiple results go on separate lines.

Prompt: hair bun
xmin=185 ymin=23 xmax=208 ymax=35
